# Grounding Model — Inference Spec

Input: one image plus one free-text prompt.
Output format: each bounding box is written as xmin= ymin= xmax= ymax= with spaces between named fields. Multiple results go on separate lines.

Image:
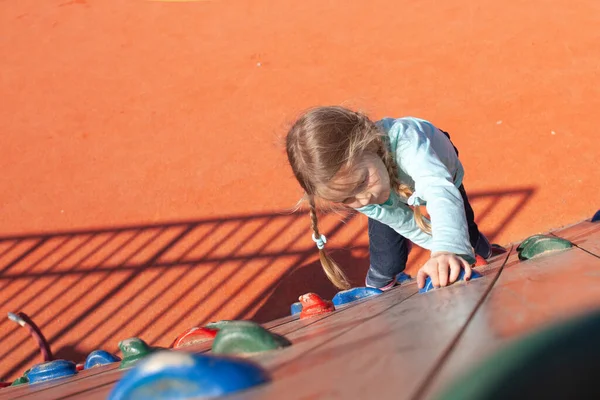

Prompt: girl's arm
xmin=357 ymin=197 xmax=433 ymax=249
xmin=392 ymin=119 xmax=476 ymax=264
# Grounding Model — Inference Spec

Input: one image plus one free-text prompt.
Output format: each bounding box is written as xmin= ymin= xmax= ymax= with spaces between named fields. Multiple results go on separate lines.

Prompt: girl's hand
xmin=417 ymin=252 xmax=472 ymax=289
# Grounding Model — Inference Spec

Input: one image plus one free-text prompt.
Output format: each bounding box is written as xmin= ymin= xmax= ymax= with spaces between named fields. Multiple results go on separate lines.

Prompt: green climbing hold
xmin=516 ymin=234 xmax=549 ymax=252
xmin=433 ymin=309 xmax=600 ymax=400
xmin=212 ymin=321 xmax=291 ymax=355
xmin=205 ymin=320 xmax=236 ymax=330
xmin=10 ymin=369 xmax=30 ymax=386
xmin=118 ymin=338 xmax=159 ymax=369
xmin=518 ymin=235 xmax=572 ymax=261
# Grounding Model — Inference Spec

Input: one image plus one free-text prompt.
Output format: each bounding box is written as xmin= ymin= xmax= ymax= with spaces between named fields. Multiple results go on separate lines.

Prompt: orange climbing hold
xmin=299 ymin=293 xmax=335 ymax=319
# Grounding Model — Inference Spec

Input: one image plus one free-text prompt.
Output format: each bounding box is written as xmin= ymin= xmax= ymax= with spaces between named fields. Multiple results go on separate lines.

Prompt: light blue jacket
xmin=355 ymin=117 xmax=475 ymax=263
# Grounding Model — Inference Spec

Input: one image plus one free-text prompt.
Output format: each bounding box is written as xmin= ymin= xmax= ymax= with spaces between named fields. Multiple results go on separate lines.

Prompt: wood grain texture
xmin=552 ymin=221 xmax=600 ymax=257
xmin=224 ymin=256 xmax=510 ymax=400
xmin=424 ymin=246 xmax=600 ymax=400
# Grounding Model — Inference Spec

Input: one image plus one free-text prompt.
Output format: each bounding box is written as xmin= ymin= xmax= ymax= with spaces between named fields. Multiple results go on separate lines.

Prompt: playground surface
xmin=1 ymin=0 xmax=599 ymax=388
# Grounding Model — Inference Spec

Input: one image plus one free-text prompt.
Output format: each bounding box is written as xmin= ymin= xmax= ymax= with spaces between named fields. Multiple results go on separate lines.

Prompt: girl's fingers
xmin=463 ymin=262 xmax=473 ymax=281
xmin=417 ymin=268 xmax=427 ymax=289
xmin=429 ymin=265 xmax=441 ymax=288
xmin=438 ymin=262 xmax=449 ymax=287
xmin=449 ymin=258 xmax=461 ymax=283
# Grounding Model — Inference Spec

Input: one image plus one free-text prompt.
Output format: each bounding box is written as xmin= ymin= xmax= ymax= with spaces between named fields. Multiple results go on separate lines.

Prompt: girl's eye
xmin=342 ymin=197 xmax=356 ymax=205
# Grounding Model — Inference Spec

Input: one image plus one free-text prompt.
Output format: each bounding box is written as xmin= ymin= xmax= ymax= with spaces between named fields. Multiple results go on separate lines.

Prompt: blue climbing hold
xmin=28 ymin=360 xmax=77 ymax=384
xmin=396 ymin=272 xmax=413 ymax=284
xmin=290 ymin=302 xmax=302 ymax=316
xmin=592 ymin=210 xmax=600 ymax=223
xmin=332 ymin=287 xmax=383 ymax=306
xmin=108 ymin=351 xmax=270 ymax=400
xmin=85 ymin=350 xmax=121 ymax=369
xmin=419 ymin=270 xmax=482 ymax=294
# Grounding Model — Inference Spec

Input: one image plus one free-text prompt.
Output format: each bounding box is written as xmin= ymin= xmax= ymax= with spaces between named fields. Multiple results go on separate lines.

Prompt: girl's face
xmin=318 ymin=152 xmax=391 ymax=208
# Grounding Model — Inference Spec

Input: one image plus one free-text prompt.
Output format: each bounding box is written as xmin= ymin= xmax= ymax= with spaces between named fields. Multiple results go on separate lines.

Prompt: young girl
xmin=285 ymin=106 xmax=493 ymax=291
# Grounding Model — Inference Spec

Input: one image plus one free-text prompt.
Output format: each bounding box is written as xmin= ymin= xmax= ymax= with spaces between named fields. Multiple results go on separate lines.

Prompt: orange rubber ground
xmin=1 ymin=0 xmax=598 ymax=382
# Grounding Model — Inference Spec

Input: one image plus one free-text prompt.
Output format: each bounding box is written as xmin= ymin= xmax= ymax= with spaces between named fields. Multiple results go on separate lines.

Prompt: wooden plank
xmin=424 ymin=246 xmax=600 ymax=400
xmin=0 ymin=364 xmax=118 ymax=400
xmin=180 ymin=291 xmax=400 ymax=354
xmin=14 ymin=369 xmax=123 ymax=400
xmin=63 ymin=384 xmax=113 ymax=400
xmin=220 ymin=253 xmax=512 ymax=400
xmin=42 ymin=285 xmax=417 ymax=399
xmin=550 ymin=219 xmax=600 ymax=242
xmin=552 ymin=221 xmax=600 ymax=257
xmin=263 ymin=250 xmax=510 ymax=345
xmin=57 ymin=282 xmax=422 ymax=399
xmin=253 ymin=284 xmax=421 ymax=371
xmin=93 ymin=252 xmax=512 ymax=361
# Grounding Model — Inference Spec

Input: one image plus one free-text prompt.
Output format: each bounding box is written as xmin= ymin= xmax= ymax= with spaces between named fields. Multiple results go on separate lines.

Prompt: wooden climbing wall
xmin=1 ymin=216 xmax=599 ymax=399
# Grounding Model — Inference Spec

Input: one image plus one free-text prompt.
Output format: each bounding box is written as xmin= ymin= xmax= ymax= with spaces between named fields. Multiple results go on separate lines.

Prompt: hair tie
xmin=312 ymin=233 xmax=327 ymax=250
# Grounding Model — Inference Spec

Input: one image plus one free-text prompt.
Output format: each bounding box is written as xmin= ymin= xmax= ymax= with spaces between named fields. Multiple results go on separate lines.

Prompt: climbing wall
xmin=1 ymin=212 xmax=599 ymax=399
xmin=2 ymin=0 xmax=599 ymax=384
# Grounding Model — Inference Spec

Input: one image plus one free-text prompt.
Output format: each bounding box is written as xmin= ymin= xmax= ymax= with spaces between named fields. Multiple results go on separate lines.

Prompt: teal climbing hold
xmin=517 ymin=235 xmax=572 ymax=261
xmin=205 ymin=320 xmax=237 ymax=330
xmin=10 ymin=369 xmax=30 ymax=386
xmin=517 ymin=234 xmax=549 ymax=252
xmin=119 ymin=338 xmax=159 ymax=369
xmin=212 ymin=321 xmax=291 ymax=355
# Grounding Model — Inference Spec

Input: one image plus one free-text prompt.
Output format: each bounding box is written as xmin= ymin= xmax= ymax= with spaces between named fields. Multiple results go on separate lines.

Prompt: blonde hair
xmin=286 ymin=106 xmax=430 ymax=289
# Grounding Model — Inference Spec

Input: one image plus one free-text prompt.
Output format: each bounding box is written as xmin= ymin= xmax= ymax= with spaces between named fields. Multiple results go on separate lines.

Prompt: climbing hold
xmin=434 ymin=309 xmax=600 ymax=400
xmin=170 ymin=327 xmax=218 ymax=349
xmin=212 ymin=321 xmax=291 ymax=355
xmin=10 ymin=369 xmax=30 ymax=386
xmin=76 ymin=363 xmax=85 ymax=371
xmin=332 ymin=287 xmax=382 ymax=306
xmin=119 ymin=338 xmax=158 ymax=369
xmin=290 ymin=302 xmax=302 ymax=316
xmin=11 ymin=376 xmax=28 ymax=386
xmin=396 ymin=272 xmax=413 ymax=284
xmin=205 ymin=320 xmax=236 ymax=330
xmin=299 ymin=293 xmax=335 ymax=319
xmin=28 ymin=360 xmax=77 ymax=384
xmin=0 ymin=381 xmax=11 ymax=388
xmin=592 ymin=210 xmax=600 ymax=222
xmin=517 ymin=234 xmax=549 ymax=252
xmin=474 ymin=254 xmax=488 ymax=267
xmin=420 ymin=270 xmax=482 ymax=294
xmin=84 ymin=350 xmax=121 ymax=369
xmin=518 ymin=235 xmax=572 ymax=261
xmin=108 ymin=351 xmax=270 ymax=400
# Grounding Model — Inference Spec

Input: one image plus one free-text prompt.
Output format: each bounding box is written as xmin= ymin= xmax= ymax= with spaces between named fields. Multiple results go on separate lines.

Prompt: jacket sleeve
xmin=394 ymin=122 xmax=475 ymax=263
